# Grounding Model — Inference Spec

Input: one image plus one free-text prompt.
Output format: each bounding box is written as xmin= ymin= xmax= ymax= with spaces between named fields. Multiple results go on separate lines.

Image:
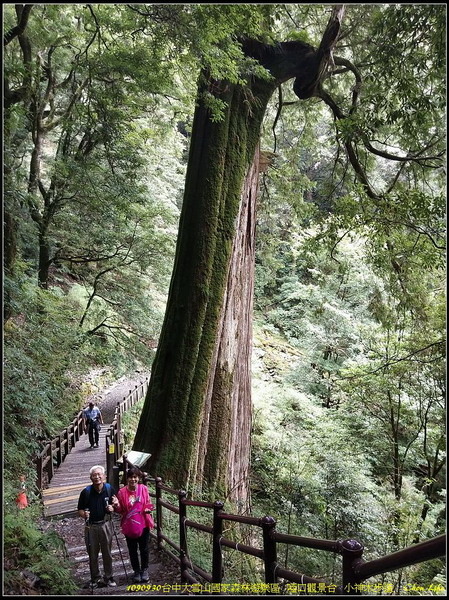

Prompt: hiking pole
xmin=85 ymin=511 xmax=94 ymax=595
xmin=106 ymin=499 xmax=128 ymax=582
xmin=111 ymin=515 xmax=128 ymax=581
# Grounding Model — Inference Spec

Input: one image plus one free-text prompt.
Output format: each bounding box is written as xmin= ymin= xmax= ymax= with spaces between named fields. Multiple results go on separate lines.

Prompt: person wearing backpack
xmin=83 ymin=401 xmax=103 ymax=448
xmin=77 ymin=465 xmax=119 ymax=588
xmin=114 ymin=467 xmax=155 ymax=583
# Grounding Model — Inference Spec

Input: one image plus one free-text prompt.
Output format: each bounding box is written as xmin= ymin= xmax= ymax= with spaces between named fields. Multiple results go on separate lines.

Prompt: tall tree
xmin=133 ymin=7 xmax=345 ymax=503
xmin=134 ymin=4 xmax=444 ymax=505
xmin=3 ymin=3 xmax=187 ymax=351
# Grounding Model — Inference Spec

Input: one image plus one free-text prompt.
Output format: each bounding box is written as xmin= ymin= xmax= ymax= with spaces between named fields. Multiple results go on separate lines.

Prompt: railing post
xmin=62 ymin=429 xmax=67 ymax=458
xmin=117 ymin=403 xmax=122 ymax=433
xmin=155 ymin=477 xmax=163 ymax=550
xmin=179 ymin=490 xmax=188 ymax=583
xmin=64 ymin=427 xmax=69 ymax=457
xmin=36 ymin=455 xmax=43 ymax=493
xmin=261 ymin=516 xmax=278 ymax=586
xmin=115 ymin=428 xmax=120 ymax=463
xmin=106 ymin=437 xmax=115 ymax=483
xmin=212 ymin=500 xmax=224 ymax=585
xmin=341 ymin=539 xmax=364 ymax=595
xmin=48 ymin=442 xmax=54 ymax=482
xmin=122 ymin=454 xmax=130 ymax=485
xmin=56 ymin=434 xmax=62 ymax=466
xmin=112 ymin=465 xmax=120 ymax=491
xmin=116 ymin=403 xmax=124 ymax=458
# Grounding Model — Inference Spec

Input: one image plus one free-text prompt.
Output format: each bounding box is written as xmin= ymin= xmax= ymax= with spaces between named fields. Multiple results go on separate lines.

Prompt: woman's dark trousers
xmin=125 ymin=528 xmax=149 ymax=573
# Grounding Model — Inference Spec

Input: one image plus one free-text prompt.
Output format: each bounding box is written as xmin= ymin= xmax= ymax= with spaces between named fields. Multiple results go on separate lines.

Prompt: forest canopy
xmin=3 ymin=3 xmax=446 ymax=595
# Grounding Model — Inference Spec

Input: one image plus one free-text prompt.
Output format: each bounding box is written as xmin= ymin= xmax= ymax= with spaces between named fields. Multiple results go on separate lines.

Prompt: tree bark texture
xmin=133 ymin=8 xmax=344 ymax=505
xmin=133 ymin=76 xmax=276 ymax=504
xmin=195 ymin=146 xmax=260 ymax=503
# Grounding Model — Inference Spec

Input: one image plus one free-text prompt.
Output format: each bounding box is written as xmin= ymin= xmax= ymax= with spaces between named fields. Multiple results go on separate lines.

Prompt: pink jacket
xmin=115 ymin=484 xmax=154 ymax=529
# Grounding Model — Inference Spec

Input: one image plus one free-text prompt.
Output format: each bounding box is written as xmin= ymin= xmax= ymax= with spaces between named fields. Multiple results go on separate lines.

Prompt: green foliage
xmin=367 ymin=5 xmax=445 ymax=138
xmin=252 ymin=163 xmax=444 ymax=587
xmin=4 ymin=276 xmax=85 ymax=465
xmin=3 ymin=4 xmax=445 ymax=593
xmin=3 ymin=505 xmax=78 ymax=595
xmin=251 ymin=314 xmax=445 ymax=589
xmin=122 ymin=399 xmax=145 ymax=451
xmin=251 ymin=8 xmax=445 ymax=588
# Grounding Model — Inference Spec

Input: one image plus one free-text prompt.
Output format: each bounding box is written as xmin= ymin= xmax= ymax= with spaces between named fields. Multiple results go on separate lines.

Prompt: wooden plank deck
xmin=43 ymin=425 xmax=111 ymax=518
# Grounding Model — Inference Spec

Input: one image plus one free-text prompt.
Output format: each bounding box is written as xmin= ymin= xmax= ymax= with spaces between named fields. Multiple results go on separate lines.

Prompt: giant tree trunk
xmin=194 ymin=145 xmax=261 ymax=502
xmin=133 ymin=7 xmax=344 ymax=506
xmin=133 ymin=76 xmax=276 ymax=505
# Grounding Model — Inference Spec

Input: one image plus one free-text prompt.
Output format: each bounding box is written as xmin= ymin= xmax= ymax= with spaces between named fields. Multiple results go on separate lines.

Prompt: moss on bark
xmin=133 ymin=34 xmax=335 ymax=500
xmin=133 ymin=74 xmax=275 ymax=491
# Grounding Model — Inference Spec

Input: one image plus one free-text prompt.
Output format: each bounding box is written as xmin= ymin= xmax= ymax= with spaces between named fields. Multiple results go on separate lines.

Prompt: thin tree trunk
xmin=38 ymin=229 xmax=51 ymax=289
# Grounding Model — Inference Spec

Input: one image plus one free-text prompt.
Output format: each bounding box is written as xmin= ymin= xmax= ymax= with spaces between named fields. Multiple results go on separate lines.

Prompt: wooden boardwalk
xmin=41 ymin=423 xmax=181 ymax=594
xmin=39 ymin=376 xmax=181 ymax=593
xmin=42 ymin=425 xmax=111 ymax=518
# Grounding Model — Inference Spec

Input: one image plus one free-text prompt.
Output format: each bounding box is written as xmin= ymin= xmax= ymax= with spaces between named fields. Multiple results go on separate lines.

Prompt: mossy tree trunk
xmin=133 ymin=76 xmax=276 ymax=504
xmin=195 ymin=143 xmax=262 ymax=503
xmin=133 ymin=8 xmax=344 ymax=505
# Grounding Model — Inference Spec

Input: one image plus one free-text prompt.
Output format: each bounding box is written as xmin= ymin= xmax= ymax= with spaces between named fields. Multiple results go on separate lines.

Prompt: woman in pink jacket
xmin=115 ymin=467 xmax=154 ymax=583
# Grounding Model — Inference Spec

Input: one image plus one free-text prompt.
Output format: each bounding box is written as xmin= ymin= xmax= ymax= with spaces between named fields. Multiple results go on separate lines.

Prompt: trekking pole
xmin=85 ymin=511 xmax=94 ymax=595
xmin=112 ymin=516 xmax=128 ymax=581
xmin=106 ymin=499 xmax=128 ymax=582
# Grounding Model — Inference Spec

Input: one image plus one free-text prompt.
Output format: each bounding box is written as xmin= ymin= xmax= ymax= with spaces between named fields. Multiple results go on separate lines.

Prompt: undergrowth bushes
xmin=3 ymin=505 xmax=78 ymax=595
xmin=3 ymin=274 xmax=143 ymax=594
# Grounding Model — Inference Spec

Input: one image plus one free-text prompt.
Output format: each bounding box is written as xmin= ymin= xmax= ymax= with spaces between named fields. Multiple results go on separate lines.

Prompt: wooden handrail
xmin=104 ymin=378 xmax=150 ymax=483
xmin=35 ymin=377 xmax=149 ymax=493
xmin=354 ymin=534 xmax=446 ymax=581
xmin=143 ymin=477 xmax=446 ymax=595
xmin=35 ymin=411 xmax=84 ymax=491
xmin=34 ymin=375 xmax=445 ymax=593
xmin=273 ymin=530 xmax=340 ymax=552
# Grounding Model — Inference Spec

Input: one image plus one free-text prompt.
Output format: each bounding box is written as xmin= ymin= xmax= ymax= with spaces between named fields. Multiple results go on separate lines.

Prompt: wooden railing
xmin=35 ymin=377 xmax=149 ymax=492
xmin=35 ymin=378 xmax=445 ymax=593
xmin=139 ymin=477 xmax=446 ymax=595
xmin=35 ymin=411 xmax=84 ymax=491
xmin=105 ymin=378 xmax=149 ymax=483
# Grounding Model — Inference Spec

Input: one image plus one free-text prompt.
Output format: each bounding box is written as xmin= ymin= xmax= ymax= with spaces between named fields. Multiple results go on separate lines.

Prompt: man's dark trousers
xmin=88 ymin=420 xmax=100 ymax=446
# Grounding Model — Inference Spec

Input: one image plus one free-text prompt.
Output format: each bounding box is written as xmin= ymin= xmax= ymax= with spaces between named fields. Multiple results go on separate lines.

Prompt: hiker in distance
xmin=78 ymin=465 xmax=119 ymax=588
xmin=114 ymin=466 xmax=155 ymax=583
xmin=83 ymin=401 xmax=103 ymax=448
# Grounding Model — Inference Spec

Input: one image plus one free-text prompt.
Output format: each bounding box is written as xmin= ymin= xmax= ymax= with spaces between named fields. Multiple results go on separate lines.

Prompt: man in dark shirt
xmin=78 ymin=465 xmax=119 ymax=588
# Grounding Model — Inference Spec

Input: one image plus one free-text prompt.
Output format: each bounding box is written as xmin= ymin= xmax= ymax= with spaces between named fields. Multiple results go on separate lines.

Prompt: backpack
xmin=84 ymin=482 xmax=113 ymax=512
